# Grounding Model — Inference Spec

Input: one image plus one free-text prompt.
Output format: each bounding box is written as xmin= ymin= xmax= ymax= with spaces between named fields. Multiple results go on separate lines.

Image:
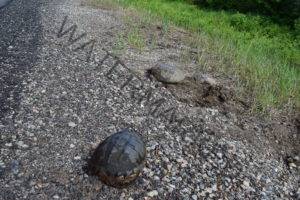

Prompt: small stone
xmin=205 ymin=187 xmax=212 ymax=194
xmin=0 ymin=162 xmax=5 ymax=176
xmin=167 ymin=164 xmax=172 ymax=171
xmin=5 ymin=143 xmax=13 ymax=147
xmin=203 ymin=76 xmax=217 ymax=86
xmin=11 ymin=160 xmax=19 ymax=175
xmin=181 ymin=162 xmax=188 ymax=168
xmin=195 ymin=74 xmax=218 ymax=86
xmin=242 ymin=179 xmax=251 ymax=189
xmin=176 ymin=177 xmax=182 ymax=182
xmin=162 ymin=157 xmax=170 ymax=163
xmin=74 ymin=156 xmax=81 ymax=160
xmin=192 ymin=194 xmax=198 ymax=200
xmin=147 ymin=141 xmax=159 ymax=151
xmin=147 ymin=190 xmax=158 ymax=197
xmin=53 ymin=195 xmax=60 ymax=199
xmin=162 ymin=176 xmax=170 ymax=182
xmin=216 ymin=152 xmax=223 ymax=158
xmin=168 ymin=186 xmax=175 ymax=193
xmin=70 ymin=144 xmax=75 ymax=148
xmin=177 ymin=158 xmax=188 ymax=168
xmin=182 ymin=188 xmax=190 ymax=194
xmin=184 ymin=136 xmax=193 ymax=143
xmin=120 ymin=193 xmax=126 ymax=199
xmin=68 ymin=122 xmax=77 ymax=127
xmin=149 ymin=63 xmax=185 ymax=83
xmin=17 ymin=141 xmax=29 ymax=148
xmin=26 ymin=132 xmax=35 ymax=137
xmin=148 ymin=171 xmax=154 ymax=177
xmin=29 ymin=181 xmax=36 ymax=186
xmin=212 ymin=184 xmax=217 ymax=192
xmin=289 ymin=162 xmax=297 ymax=168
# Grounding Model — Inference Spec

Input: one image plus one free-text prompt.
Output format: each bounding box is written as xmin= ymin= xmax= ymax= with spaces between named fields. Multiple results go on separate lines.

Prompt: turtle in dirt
xmin=88 ymin=129 xmax=146 ymax=188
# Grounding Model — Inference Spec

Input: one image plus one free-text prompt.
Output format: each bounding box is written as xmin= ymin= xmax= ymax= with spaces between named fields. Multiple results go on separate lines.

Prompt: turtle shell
xmin=89 ymin=129 xmax=146 ymax=188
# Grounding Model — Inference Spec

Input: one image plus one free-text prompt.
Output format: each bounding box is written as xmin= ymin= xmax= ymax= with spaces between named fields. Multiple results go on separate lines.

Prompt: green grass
xmin=127 ymin=27 xmax=146 ymax=51
xmin=93 ymin=0 xmax=300 ymax=112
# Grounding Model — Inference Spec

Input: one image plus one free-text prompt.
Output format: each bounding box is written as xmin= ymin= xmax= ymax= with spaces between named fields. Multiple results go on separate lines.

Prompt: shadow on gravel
xmin=0 ymin=0 xmax=42 ymax=121
xmin=0 ymin=0 xmax=13 ymax=9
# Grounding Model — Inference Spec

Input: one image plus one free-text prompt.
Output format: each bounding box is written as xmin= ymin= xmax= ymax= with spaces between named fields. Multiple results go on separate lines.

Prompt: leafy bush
xmin=192 ymin=0 xmax=300 ymax=27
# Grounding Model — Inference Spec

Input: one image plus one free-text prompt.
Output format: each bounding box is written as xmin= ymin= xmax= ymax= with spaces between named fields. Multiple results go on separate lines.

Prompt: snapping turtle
xmin=89 ymin=129 xmax=146 ymax=188
xmin=148 ymin=63 xmax=186 ymax=84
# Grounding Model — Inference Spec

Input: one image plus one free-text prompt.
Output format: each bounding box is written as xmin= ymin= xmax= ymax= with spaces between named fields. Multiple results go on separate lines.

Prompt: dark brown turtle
xmin=88 ymin=129 xmax=146 ymax=188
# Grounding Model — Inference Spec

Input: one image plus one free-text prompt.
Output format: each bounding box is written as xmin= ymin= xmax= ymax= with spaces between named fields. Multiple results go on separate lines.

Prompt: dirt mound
xmin=161 ymin=74 xmax=246 ymax=113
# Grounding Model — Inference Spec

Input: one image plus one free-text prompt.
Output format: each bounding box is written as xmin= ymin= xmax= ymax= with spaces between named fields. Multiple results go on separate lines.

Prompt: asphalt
xmin=0 ymin=0 xmax=42 ymax=120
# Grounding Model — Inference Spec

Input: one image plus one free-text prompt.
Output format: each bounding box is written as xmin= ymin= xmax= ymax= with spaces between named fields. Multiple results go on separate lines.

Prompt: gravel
xmin=0 ymin=0 xmax=299 ymax=199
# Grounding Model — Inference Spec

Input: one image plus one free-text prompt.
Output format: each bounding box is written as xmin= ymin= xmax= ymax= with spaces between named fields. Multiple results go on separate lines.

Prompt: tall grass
xmin=94 ymin=0 xmax=300 ymax=112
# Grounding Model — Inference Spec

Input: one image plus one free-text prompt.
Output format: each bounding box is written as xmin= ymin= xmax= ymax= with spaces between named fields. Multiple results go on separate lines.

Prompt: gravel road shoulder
xmin=0 ymin=0 xmax=299 ymax=199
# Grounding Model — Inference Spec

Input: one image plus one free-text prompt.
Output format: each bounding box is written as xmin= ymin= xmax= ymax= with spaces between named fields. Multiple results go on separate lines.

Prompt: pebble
xmin=177 ymin=158 xmax=188 ymax=168
xmin=212 ymin=184 xmax=217 ymax=192
xmin=162 ymin=157 xmax=170 ymax=163
xmin=167 ymin=164 xmax=172 ymax=171
xmin=176 ymin=177 xmax=182 ymax=182
xmin=120 ymin=192 xmax=126 ymax=199
xmin=147 ymin=190 xmax=158 ymax=197
xmin=205 ymin=187 xmax=212 ymax=194
xmin=192 ymin=194 xmax=198 ymax=200
xmin=0 ymin=160 xmax=5 ymax=175
xmin=68 ymin=122 xmax=77 ymax=127
xmin=147 ymin=141 xmax=159 ymax=151
xmin=11 ymin=160 xmax=19 ymax=175
xmin=5 ymin=143 xmax=13 ymax=147
xmin=74 ymin=156 xmax=81 ymax=160
xmin=289 ymin=162 xmax=297 ymax=168
xmin=168 ymin=186 xmax=174 ymax=193
xmin=17 ymin=141 xmax=29 ymax=148
xmin=184 ymin=136 xmax=193 ymax=143
xmin=216 ymin=152 xmax=223 ymax=158
xmin=203 ymin=76 xmax=217 ymax=86
xmin=242 ymin=179 xmax=251 ymax=190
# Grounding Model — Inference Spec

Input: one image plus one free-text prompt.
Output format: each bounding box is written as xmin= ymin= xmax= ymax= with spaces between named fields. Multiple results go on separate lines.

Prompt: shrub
xmin=192 ymin=0 xmax=300 ymax=27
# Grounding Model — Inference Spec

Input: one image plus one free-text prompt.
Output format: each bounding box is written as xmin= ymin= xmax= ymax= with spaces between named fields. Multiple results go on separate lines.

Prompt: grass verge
xmin=91 ymin=0 xmax=300 ymax=113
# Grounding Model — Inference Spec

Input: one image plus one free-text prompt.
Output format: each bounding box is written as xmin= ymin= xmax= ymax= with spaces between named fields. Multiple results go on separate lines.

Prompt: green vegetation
xmin=192 ymin=0 xmax=300 ymax=27
xmin=92 ymin=0 xmax=300 ymax=112
xmin=127 ymin=27 xmax=146 ymax=51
